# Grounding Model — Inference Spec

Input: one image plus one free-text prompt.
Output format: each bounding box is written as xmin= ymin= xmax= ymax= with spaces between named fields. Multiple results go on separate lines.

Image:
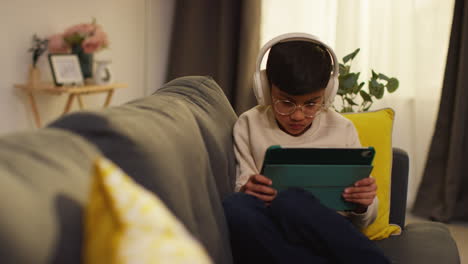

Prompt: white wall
xmin=0 ymin=0 xmax=174 ymax=134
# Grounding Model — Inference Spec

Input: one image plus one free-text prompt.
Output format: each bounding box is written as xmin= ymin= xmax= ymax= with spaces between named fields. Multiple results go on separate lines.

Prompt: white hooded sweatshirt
xmin=233 ymin=102 xmax=378 ymax=230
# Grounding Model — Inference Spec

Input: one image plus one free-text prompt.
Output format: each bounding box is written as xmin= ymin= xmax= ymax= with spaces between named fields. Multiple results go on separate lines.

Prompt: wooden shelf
xmin=15 ymin=83 xmax=127 ymax=93
xmin=14 ymin=82 xmax=128 ymax=128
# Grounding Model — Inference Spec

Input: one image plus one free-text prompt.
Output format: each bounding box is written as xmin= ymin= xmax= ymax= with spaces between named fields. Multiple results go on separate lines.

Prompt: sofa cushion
xmin=0 ymin=129 xmax=101 ymax=264
xmin=50 ymin=76 xmax=237 ymax=264
xmin=375 ymin=222 xmax=460 ymax=263
xmin=84 ymin=157 xmax=212 ymax=264
xmin=343 ymin=108 xmax=401 ymax=240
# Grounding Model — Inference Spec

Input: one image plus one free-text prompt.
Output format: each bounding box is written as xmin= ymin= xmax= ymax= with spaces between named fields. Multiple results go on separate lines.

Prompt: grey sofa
xmin=0 ymin=76 xmax=459 ymax=264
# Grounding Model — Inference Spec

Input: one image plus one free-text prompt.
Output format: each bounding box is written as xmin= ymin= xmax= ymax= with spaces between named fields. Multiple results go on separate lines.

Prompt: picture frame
xmin=48 ymin=54 xmax=84 ymax=86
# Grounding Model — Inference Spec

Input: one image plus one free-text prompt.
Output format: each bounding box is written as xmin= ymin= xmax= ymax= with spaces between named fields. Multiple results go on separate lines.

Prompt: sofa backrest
xmin=49 ymin=76 xmax=238 ymax=264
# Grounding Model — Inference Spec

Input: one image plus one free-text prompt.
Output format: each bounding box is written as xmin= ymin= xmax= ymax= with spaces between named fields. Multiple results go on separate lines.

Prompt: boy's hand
xmin=241 ymin=174 xmax=277 ymax=203
xmin=342 ymin=177 xmax=377 ymax=213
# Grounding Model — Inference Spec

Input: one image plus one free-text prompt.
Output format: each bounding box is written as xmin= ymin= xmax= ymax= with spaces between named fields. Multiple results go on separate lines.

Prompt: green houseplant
xmin=334 ymin=48 xmax=399 ymax=113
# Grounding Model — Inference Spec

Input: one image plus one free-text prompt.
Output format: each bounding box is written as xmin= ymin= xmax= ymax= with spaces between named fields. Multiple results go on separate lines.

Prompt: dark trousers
xmin=223 ymin=188 xmax=390 ymax=264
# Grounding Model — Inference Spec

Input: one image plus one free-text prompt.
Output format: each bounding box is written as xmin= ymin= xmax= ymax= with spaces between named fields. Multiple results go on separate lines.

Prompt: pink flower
xmin=93 ymin=27 xmax=109 ymax=48
xmin=81 ymin=28 xmax=109 ymax=53
xmin=82 ymin=38 xmax=101 ymax=53
xmin=48 ymin=34 xmax=69 ymax=53
xmin=63 ymin=23 xmax=96 ymax=38
xmin=48 ymin=20 xmax=109 ymax=54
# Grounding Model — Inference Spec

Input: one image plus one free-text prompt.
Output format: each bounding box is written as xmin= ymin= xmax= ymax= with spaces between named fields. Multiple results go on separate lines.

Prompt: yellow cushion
xmin=83 ymin=157 xmax=213 ymax=264
xmin=343 ymin=108 xmax=402 ymax=240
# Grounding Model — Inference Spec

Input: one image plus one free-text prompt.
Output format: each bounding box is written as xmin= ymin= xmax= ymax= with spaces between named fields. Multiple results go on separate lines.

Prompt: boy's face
xmin=270 ymin=84 xmax=325 ymax=136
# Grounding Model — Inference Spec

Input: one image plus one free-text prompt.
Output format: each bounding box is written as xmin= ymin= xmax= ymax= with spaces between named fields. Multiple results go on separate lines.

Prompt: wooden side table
xmin=14 ymin=83 xmax=127 ymax=128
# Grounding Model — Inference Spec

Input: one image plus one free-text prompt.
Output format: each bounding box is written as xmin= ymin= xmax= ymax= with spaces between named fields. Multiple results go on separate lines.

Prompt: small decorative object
xmin=48 ymin=18 xmax=109 ymax=82
xmin=48 ymin=54 xmax=84 ymax=86
xmin=334 ymin=48 xmax=399 ymax=113
xmin=27 ymin=34 xmax=48 ymax=88
xmin=94 ymin=60 xmax=113 ymax=85
xmin=29 ymin=34 xmax=48 ymax=68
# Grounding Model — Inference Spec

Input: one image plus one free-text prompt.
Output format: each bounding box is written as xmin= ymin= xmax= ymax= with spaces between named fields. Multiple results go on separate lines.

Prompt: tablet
xmin=260 ymin=145 xmax=375 ymax=211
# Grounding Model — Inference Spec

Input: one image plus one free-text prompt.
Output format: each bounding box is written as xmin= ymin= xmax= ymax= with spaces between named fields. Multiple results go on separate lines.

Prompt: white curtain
xmin=261 ymin=0 xmax=455 ymax=207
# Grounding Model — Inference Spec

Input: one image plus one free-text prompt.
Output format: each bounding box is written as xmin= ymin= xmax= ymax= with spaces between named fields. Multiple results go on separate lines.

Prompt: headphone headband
xmin=253 ymin=32 xmax=339 ymax=107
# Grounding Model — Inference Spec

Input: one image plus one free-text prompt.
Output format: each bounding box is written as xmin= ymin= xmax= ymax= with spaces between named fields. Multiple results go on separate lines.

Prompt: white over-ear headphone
xmin=252 ymin=32 xmax=339 ymax=107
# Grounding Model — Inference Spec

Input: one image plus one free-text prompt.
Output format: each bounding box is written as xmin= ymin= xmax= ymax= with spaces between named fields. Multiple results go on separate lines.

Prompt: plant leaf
xmin=368 ymin=79 xmax=377 ymax=95
xmin=339 ymin=63 xmax=347 ymax=75
xmin=360 ymin=99 xmax=369 ymax=110
xmin=369 ymin=79 xmax=385 ymax=99
xmin=378 ymin=73 xmax=389 ymax=81
xmin=339 ymin=73 xmax=359 ymax=93
xmin=343 ymin=48 xmax=360 ymax=63
xmin=358 ymin=82 xmax=365 ymax=90
xmin=371 ymin=70 xmax=378 ymax=79
xmin=375 ymin=84 xmax=385 ymax=99
xmin=351 ymin=82 xmax=365 ymax=94
xmin=345 ymin=97 xmax=358 ymax=106
xmin=360 ymin=90 xmax=372 ymax=102
xmin=386 ymin=78 xmax=399 ymax=92
xmin=64 ymin=34 xmax=85 ymax=46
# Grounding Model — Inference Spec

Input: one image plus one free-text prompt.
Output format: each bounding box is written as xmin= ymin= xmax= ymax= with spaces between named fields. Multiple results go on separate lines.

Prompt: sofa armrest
xmin=389 ymin=147 xmax=409 ymax=228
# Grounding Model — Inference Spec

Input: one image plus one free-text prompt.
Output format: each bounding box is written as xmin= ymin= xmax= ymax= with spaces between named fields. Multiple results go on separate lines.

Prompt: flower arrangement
xmin=48 ymin=18 xmax=109 ymax=54
xmin=48 ymin=19 xmax=109 ymax=79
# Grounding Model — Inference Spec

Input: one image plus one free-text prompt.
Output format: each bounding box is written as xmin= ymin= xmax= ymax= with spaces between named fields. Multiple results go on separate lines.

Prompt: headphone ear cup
xmin=260 ymin=70 xmax=271 ymax=105
xmin=252 ymin=71 xmax=264 ymax=105
xmin=324 ymin=76 xmax=339 ymax=107
xmin=252 ymin=70 xmax=271 ymax=106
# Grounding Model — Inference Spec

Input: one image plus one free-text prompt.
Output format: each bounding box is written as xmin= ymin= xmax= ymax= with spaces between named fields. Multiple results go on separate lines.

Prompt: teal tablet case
xmin=261 ymin=146 xmax=375 ymax=211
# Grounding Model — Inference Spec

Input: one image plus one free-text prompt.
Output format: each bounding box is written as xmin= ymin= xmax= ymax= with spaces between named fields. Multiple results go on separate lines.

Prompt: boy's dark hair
xmin=266 ymin=41 xmax=332 ymax=95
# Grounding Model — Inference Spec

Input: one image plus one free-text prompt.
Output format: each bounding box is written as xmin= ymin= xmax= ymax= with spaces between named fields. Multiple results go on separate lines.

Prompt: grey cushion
xmin=49 ymin=76 xmax=237 ymax=264
xmin=0 ymin=129 xmax=101 ymax=264
xmin=375 ymin=222 xmax=460 ymax=264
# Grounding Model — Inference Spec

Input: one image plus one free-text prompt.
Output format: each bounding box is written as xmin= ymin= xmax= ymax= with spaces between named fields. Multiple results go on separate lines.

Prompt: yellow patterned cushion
xmin=83 ymin=157 xmax=213 ymax=264
xmin=343 ymin=108 xmax=402 ymax=240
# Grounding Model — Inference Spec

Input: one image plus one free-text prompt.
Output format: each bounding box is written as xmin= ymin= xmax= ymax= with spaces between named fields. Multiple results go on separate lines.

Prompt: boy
xmin=223 ymin=36 xmax=390 ymax=264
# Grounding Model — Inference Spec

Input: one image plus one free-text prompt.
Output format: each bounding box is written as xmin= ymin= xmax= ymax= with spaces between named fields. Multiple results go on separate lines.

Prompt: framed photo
xmin=48 ymin=54 xmax=84 ymax=86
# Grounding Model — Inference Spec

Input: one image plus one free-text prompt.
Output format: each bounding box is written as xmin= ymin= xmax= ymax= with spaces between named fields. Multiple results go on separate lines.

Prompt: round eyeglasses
xmin=272 ymin=98 xmax=324 ymax=118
